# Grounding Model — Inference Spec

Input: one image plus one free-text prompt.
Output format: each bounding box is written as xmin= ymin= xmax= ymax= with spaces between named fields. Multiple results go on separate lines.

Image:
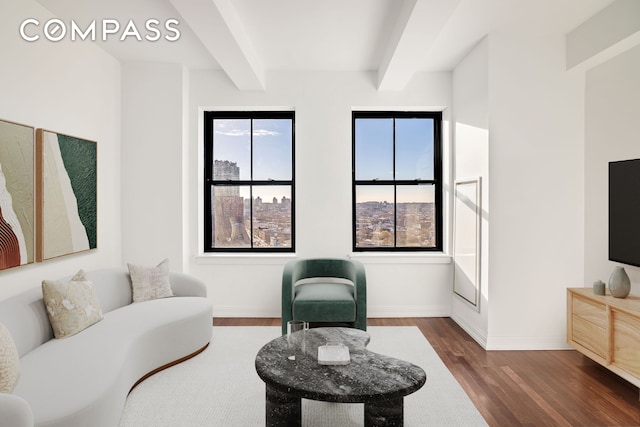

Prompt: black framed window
xmin=204 ymin=111 xmax=294 ymax=252
xmin=352 ymin=111 xmax=442 ymax=251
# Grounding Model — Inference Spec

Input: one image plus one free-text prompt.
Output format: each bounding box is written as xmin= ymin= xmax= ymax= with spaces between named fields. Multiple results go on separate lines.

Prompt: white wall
xmin=179 ymin=70 xmax=454 ymax=318
xmin=451 ymin=37 xmax=490 ymax=346
xmin=450 ymin=29 xmax=588 ymax=350
xmin=120 ymin=62 xmax=187 ymax=269
xmin=0 ymin=1 xmax=122 ymax=299
xmin=584 ymin=44 xmax=640 ymax=293
xmin=486 ymin=31 xmax=585 ymax=349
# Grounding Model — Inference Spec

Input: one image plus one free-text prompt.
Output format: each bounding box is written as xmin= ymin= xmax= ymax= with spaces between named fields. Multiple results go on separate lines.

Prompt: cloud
xmin=214 ymin=128 xmax=280 ymax=137
xmin=214 ymin=119 xmax=281 ymax=137
xmin=214 ymin=120 xmax=247 ymax=137
xmin=215 ymin=129 xmax=250 ymax=137
xmin=252 ymin=129 xmax=280 ymax=137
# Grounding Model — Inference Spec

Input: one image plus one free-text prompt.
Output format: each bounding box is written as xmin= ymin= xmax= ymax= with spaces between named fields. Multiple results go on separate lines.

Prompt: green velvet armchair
xmin=281 ymin=258 xmax=367 ymax=335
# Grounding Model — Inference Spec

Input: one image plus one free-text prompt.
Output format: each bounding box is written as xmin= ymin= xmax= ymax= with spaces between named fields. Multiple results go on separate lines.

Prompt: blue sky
xmin=213 ymin=118 xmax=292 ymax=181
xmin=355 ymin=118 xmax=434 ymax=181
xmin=213 ymin=116 xmax=435 ymax=203
xmin=355 ymin=117 xmax=435 ymax=203
xmin=213 ymin=118 xmax=292 ymax=202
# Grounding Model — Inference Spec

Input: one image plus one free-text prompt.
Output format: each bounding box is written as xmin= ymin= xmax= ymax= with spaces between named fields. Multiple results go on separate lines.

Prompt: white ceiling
xmin=35 ymin=0 xmax=615 ymax=90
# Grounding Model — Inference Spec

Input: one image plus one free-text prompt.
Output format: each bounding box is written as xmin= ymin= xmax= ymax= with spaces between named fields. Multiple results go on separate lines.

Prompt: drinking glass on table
xmin=287 ymin=320 xmax=309 ymax=357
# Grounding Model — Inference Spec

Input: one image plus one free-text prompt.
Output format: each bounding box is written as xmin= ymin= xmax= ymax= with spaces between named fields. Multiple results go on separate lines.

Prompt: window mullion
xmin=249 ymin=119 xmax=254 ymax=248
xmin=249 ymin=185 xmax=254 ymax=249
xmin=393 ymin=118 xmax=397 ymax=249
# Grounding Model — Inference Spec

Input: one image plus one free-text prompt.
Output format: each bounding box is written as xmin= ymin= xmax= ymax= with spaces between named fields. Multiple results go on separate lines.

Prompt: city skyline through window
xmin=204 ymin=111 xmax=294 ymax=252
xmin=353 ymin=111 xmax=442 ymax=251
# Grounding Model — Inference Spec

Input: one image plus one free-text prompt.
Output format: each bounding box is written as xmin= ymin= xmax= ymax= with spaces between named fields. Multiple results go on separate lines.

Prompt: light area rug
xmin=119 ymin=326 xmax=488 ymax=426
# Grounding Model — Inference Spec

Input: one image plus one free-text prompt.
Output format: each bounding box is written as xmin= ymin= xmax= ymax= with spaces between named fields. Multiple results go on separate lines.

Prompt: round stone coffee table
xmin=255 ymin=327 xmax=426 ymax=427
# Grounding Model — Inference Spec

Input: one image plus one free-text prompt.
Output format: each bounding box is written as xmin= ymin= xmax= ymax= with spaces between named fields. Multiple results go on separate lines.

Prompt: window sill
xmin=348 ymin=252 xmax=452 ymax=265
xmin=195 ymin=253 xmax=297 ymax=266
xmin=194 ymin=252 xmax=452 ymax=266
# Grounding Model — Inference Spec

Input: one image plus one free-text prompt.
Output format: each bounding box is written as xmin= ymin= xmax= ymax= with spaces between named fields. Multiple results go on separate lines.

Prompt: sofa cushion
xmin=42 ymin=270 xmax=104 ymax=339
xmin=293 ymin=282 xmax=356 ymax=322
xmin=0 ymin=322 xmax=20 ymax=393
xmin=128 ymin=259 xmax=174 ymax=303
xmin=0 ymin=287 xmax=53 ymax=359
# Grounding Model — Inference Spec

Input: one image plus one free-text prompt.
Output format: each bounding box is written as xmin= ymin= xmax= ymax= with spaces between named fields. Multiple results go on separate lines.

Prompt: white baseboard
xmin=450 ymin=313 xmax=488 ymax=349
xmin=368 ymin=305 xmax=451 ymax=318
xmin=212 ymin=306 xmax=280 ymax=318
xmin=451 ymin=314 xmax=573 ymax=350
xmin=212 ymin=305 xmax=451 ymax=318
xmin=485 ymin=336 xmax=572 ymax=351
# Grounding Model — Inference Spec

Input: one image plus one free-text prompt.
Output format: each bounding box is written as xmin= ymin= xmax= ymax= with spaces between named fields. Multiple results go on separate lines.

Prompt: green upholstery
xmin=281 ymin=258 xmax=367 ymax=335
xmin=293 ymin=282 xmax=355 ymax=322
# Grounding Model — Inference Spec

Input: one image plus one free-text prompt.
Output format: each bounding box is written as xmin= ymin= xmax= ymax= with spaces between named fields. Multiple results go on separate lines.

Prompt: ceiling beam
xmin=170 ymin=0 xmax=265 ymax=90
xmin=566 ymin=0 xmax=640 ymax=72
xmin=377 ymin=0 xmax=461 ymax=91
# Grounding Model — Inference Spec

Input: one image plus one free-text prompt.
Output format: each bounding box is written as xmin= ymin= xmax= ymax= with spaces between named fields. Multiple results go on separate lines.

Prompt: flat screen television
xmin=609 ymin=158 xmax=640 ymax=267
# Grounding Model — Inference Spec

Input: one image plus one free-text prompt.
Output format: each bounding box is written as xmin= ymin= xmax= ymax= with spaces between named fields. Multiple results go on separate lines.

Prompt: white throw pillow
xmin=0 ymin=323 xmax=20 ymax=393
xmin=42 ymin=270 xmax=104 ymax=339
xmin=127 ymin=258 xmax=174 ymax=303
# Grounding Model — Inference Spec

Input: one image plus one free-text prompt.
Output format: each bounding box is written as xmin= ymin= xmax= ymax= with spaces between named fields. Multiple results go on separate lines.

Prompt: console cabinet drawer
xmin=611 ymin=310 xmax=640 ymax=378
xmin=571 ymin=314 xmax=606 ymax=358
xmin=567 ymin=288 xmax=640 ymax=389
xmin=572 ymin=297 xmax=606 ymax=328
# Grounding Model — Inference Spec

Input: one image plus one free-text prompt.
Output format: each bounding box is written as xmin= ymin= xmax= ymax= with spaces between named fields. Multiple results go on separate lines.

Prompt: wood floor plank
xmin=214 ymin=317 xmax=640 ymax=426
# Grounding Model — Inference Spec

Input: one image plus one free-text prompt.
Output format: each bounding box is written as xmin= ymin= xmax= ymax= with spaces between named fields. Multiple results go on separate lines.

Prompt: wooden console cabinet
xmin=567 ymin=288 xmax=640 ymax=388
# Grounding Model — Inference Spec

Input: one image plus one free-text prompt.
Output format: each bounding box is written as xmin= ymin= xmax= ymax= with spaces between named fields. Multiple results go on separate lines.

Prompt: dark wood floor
xmin=213 ymin=317 xmax=640 ymax=426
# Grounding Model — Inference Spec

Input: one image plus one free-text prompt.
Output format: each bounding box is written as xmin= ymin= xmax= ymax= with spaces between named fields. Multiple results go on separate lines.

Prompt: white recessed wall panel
xmin=452 ymin=37 xmax=489 ymax=347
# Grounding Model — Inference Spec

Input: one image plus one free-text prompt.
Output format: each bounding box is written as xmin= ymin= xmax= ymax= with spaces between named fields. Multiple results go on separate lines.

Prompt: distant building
xmin=213 ymin=160 xmax=248 ymax=245
xmin=214 ymin=160 xmax=240 ymax=196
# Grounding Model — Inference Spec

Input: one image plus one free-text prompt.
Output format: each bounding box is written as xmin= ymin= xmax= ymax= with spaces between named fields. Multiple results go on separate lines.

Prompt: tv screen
xmin=609 ymin=158 xmax=640 ymax=267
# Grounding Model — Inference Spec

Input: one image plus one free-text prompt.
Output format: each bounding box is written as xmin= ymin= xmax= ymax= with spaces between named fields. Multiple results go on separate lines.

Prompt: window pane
xmin=252 ymin=185 xmax=292 ymax=248
xmin=205 ymin=111 xmax=295 ymax=252
xmin=253 ymin=119 xmax=293 ymax=180
xmin=396 ymin=185 xmax=436 ymax=248
xmin=211 ymin=185 xmax=251 ymax=248
xmin=355 ymin=185 xmax=394 ymax=247
xmin=395 ymin=118 xmax=434 ymax=180
xmin=355 ymin=118 xmax=393 ymax=180
xmin=213 ymin=119 xmax=251 ymax=180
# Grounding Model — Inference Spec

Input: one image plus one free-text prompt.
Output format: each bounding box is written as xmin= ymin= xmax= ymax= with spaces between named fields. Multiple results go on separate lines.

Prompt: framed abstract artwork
xmin=0 ymin=119 xmax=35 ymax=270
xmin=36 ymin=129 xmax=97 ymax=261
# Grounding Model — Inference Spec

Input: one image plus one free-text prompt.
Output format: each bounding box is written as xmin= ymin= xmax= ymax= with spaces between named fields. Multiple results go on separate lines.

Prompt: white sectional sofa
xmin=0 ymin=268 xmax=213 ymax=427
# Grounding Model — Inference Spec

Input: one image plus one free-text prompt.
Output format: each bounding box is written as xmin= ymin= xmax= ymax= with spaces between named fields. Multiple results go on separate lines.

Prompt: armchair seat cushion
xmin=281 ymin=258 xmax=366 ymax=335
xmin=292 ymin=283 xmax=355 ymax=322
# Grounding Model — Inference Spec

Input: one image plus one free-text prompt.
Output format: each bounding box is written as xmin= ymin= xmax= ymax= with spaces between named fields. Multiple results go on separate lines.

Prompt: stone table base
xmin=256 ymin=328 xmax=425 ymax=427
xmin=364 ymin=398 xmax=404 ymax=427
xmin=266 ymin=385 xmax=301 ymax=427
xmin=266 ymin=385 xmax=406 ymax=427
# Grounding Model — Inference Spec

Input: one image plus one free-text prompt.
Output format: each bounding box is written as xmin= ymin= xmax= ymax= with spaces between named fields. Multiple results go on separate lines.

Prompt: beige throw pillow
xmin=128 ymin=258 xmax=174 ymax=303
xmin=42 ymin=270 xmax=104 ymax=339
xmin=0 ymin=323 xmax=19 ymax=393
